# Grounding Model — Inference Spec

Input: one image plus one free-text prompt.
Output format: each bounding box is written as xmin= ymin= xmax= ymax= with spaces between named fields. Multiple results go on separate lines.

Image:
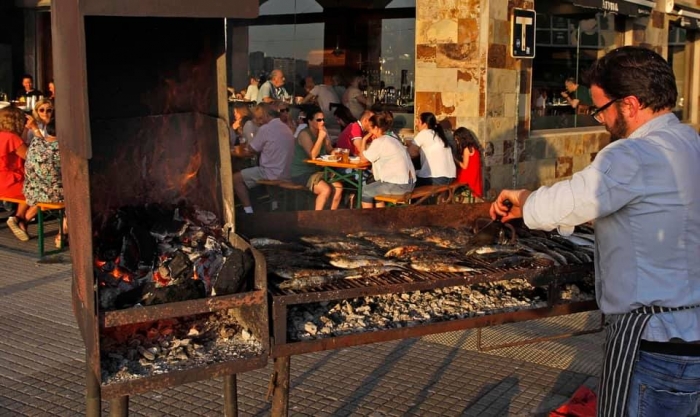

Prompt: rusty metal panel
xmin=100 ymin=290 xmax=266 ymax=328
xmin=270 ymin=300 xmax=599 ymax=357
xmin=80 ymin=0 xmax=259 ymax=18
xmin=51 ymin=0 xmax=92 ymax=158
xmin=100 ymin=356 xmax=268 ymax=399
xmin=237 ymin=203 xmax=493 ymax=241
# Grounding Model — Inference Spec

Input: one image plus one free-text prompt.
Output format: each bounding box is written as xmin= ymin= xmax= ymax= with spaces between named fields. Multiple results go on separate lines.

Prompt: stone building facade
xmin=414 ymin=0 xmax=700 ymax=198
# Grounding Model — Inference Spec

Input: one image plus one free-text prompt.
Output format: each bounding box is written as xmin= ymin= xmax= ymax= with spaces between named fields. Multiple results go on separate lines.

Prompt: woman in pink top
xmin=0 ymin=107 xmax=37 ymax=241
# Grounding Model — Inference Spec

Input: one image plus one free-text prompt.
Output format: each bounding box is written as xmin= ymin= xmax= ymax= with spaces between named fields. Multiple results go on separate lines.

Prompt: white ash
xmin=101 ymin=311 xmax=264 ymax=384
xmin=288 ymin=280 xmax=594 ymax=341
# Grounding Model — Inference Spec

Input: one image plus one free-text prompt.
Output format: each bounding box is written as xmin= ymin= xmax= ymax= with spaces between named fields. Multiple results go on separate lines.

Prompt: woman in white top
xmin=342 ymin=74 xmax=368 ymax=120
xmin=407 ymin=112 xmax=456 ymax=186
xmin=359 ymin=111 xmax=415 ymax=208
xmin=242 ymin=76 xmax=259 ymax=102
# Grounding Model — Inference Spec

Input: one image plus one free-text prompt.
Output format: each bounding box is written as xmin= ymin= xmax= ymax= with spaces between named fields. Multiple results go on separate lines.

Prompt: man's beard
xmin=607 ymin=114 xmax=628 ymax=142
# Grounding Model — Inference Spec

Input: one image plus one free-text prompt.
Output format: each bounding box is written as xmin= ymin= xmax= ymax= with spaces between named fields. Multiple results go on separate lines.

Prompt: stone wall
xmin=414 ymin=0 xmax=695 ymax=198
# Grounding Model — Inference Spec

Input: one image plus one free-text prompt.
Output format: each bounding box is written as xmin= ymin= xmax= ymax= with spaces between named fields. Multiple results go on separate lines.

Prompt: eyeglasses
xmin=279 ymin=108 xmax=289 ymax=113
xmin=315 ymin=118 xmax=325 ymax=122
xmin=38 ymin=108 xmax=53 ymax=114
xmin=591 ymin=98 xmax=619 ymax=123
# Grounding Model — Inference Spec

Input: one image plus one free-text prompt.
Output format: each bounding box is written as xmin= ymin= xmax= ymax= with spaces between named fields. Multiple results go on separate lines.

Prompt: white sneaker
xmin=6 ymin=217 xmax=29 ymax=241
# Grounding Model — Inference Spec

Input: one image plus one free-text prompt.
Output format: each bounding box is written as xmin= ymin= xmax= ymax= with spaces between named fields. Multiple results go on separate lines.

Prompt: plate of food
xmin=319 ymin=155 xmax=340 ymax=162
xmin=348 ymin=156 xmax=361 ymax=163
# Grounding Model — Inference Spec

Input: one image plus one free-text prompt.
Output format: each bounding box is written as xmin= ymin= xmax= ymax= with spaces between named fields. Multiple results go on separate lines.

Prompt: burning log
xmin=94 ymin=204 xmax=254 ymax=311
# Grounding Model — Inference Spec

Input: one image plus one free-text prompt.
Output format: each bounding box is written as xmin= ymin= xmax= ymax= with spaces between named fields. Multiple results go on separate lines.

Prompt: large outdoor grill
xmin=238 ymin=204 xmax=597 ymax=416
xmin=51 ymin=2 xmax=267 ymax=416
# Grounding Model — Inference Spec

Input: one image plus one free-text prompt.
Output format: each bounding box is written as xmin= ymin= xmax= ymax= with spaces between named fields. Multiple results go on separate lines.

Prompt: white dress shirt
xmin=523 ymin=113 xmax=700 ymax=342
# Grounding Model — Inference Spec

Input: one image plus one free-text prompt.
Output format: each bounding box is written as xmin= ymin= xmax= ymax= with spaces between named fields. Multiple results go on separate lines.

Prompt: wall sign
xmin=511 ymin=8 xmax=536 ymax=59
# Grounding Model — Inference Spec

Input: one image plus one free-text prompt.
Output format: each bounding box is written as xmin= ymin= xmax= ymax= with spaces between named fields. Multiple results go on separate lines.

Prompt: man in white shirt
xmin=491 ymin=46 xmax=700 ymax=417
xmin=243 ymin=76 xmax=259 ymax=102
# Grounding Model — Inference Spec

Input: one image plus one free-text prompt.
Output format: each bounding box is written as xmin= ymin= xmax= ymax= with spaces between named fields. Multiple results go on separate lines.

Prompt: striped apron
xmin=598 ymin=304 xmax=700 ymax=417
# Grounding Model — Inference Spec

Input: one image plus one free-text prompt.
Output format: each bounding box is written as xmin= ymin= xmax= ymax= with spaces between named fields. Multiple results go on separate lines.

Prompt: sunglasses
xmin=38 ymin=108 xmax=53 ymax=114
xmin=315 ymin=118 xmax=325 ymax=122
xmin=279 ymin=108 xmax=289 ymax=113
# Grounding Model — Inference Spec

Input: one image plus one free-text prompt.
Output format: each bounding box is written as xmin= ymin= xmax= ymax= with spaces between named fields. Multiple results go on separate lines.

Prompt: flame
xmin=110 ymin=267 xmax=132 ymax=283
xmin=95 ymin=259 xmax=107 ymax=268
xmin=153 ymin=270 xmax=170 ymax=287
xmin=193 ymin=268 xmax=199 ymax=280
xmin=180 ymin=150 xmax=201 ymax=192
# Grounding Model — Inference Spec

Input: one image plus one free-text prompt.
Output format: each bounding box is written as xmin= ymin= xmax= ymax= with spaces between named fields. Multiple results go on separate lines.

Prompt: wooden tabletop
xmin=231 ymin=146 xmax=256 ymax=159
xmin=305 ymin=158 xmax=370 ymax=169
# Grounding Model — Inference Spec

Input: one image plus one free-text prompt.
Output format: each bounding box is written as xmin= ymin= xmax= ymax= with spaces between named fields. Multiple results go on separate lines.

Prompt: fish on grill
xmin=329 ymin=255 xmax=403 ymax=269
xmin=249 ymin=237 xmax=285 ymax=248
xmin=466 ymin=244 xmax=524 ymax=257
xmin=299 ymin=235 xmax=376 ymax=253
xmin=409 ymin=261 xmax=480 ymax=273
xmin=384 ymin=245 xmax=425 ymax=259
xmin=277 ymin=265 xmax=404 ymax=290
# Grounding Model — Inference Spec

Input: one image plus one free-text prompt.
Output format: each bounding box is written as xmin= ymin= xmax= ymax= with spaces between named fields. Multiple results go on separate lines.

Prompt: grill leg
xmin=109 ymin=396 xmax=128 ymax=416
xmin=86 ymin=366 xmax=101 ymax=417
xmin=270 ymin=356 xmax=291 ymax=417
xmin=224 ymin=374 xmax=238 ymax=417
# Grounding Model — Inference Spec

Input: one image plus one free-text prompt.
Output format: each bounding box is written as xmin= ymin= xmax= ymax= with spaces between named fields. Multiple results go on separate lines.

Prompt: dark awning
xmin=671 ymin=4 xmax=700 ymax=29
xmin=555 ymin=0 xmax=654 ymax=17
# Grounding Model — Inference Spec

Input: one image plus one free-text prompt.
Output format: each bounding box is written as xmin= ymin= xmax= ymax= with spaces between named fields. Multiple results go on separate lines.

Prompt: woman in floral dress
xmin=23 ymin=119 xmax=66 ymax=247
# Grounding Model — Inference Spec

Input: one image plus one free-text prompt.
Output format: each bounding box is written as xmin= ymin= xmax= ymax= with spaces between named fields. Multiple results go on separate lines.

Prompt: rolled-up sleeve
xmin=523 ymin=142 xmax=642 ymax=233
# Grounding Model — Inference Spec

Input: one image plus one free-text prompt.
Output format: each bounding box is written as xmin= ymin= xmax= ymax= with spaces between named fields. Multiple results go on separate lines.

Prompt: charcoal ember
xmin=166 ymin=251 xmax=192 ymax=280
xmin=140 ymin=279 xmax=206 ymax=306
xmin=129 ymin=225 xmax=157 ymax=269
xmin=150 ymin=218 xmax=188 ymax=240
xmin=213 ymin=248 xmax=254 ymax=296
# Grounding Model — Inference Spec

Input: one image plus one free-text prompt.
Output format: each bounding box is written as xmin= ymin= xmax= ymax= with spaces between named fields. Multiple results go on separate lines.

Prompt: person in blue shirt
xmin=492 ymin=46 xmax=700 ymax=417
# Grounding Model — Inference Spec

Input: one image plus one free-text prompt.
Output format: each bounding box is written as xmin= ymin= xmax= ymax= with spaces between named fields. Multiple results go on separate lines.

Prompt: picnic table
xmin=304 ymin=157 xmax=370 ymax=209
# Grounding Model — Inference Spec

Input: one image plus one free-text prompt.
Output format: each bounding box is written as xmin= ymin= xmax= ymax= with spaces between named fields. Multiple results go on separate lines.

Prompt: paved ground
xmin=0 ymin=214 xmax=604 ymax=416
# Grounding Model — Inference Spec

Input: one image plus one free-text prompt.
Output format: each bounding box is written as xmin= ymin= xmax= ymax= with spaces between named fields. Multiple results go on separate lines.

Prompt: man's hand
xmin=489 ymin=189 xmax=532 ymax=222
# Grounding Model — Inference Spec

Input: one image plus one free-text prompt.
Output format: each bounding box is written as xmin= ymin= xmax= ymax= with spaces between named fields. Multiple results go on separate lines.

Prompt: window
xmin=227 ymin=0 xmax=415 ymax=127
xmin=531 ymin=11 xmax=620 ymax=130
xmin=668 ymin=24 xmax=687 ymax=120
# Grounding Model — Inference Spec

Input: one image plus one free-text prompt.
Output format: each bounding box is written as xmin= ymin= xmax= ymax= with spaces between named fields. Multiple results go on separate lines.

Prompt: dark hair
xmin=306 ymin=106 xmax=323 ymax=121
xmin=333 ymin=104 xmax=356 ymax=126
xmin=21 ymin=74 xmax=34 ymax=82
xmin=584 ymin=46 xmax=677 ymax=111
xmin=419 ymin=112 xmax=449 ymax=148
xmin=453 ymin=127 xmax=480 ymax=155
xmin=45 ymin=119 xmax=57 ymax=137
xmin=368 ymin=111 xmax=394 ymax=132
xmin=565 ymin=77 xmax=576 ymax=84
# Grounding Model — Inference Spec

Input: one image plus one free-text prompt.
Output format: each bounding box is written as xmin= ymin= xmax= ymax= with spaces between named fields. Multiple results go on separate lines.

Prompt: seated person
xmin=22 ymin=99 xmax=54 ymax=145
xmin=16 ymin=74 xmax=42 ymax=102
xmin=233 ymin=103 xmax=295 ymax=214
xmin=406 ymin=112 xmax=456 ymax=186
xmin=289 ymin=107 xmax=343 ymax=210
xmin=561 ymin=77 xmax=593 ymax=114
xmin=333 ymin=104 xmax=356 ymax=131
xmin=343 ymin=73 xmax=368 ymax=120
xmin=241 ymin=75 xmax=259 ymax=102
xmin=0 ymin=107 xmax=37 ymax=241
xmin=453 ymin=127 xmax=483 ymax=198
xmin=272 ymin=101 xmax=296 ymax=134
xmin=336 ymin=110 xmax=374 ymax=156
xmin=23 ymin=119 xmax=67 ymax=247
xmin=231 ymin=103 xmax=257 ymax=145
xmin=358 ymin=111 xmax=415 ymax=208
xmin=257 ymin=69 xmax=290 ymax=103
xmin=301 ymin=76 xmax=341 ymax=132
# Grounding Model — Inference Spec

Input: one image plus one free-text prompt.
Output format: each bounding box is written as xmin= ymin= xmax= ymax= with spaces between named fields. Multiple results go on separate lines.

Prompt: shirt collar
xmin=627 ymin=112 xmax=678 ymax=139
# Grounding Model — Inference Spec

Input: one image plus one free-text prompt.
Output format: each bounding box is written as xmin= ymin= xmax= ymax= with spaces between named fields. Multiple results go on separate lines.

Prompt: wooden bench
xmin=256 ymin=179 xmax=312 ymax=211
xmin=374 ymin=182 xmax=473 ymax=206
xmin=0 ymin=196 xmax=66 ymax=257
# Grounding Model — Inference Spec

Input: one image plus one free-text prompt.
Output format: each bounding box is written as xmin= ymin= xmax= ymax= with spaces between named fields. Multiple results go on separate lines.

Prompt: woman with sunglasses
xmin=289 ymin=107 xmax=344 ymax=210
xmin=23 ymin=119 xmax=66 ymax=247
xmin=22 ymin=99 xmax=54 ymax=145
